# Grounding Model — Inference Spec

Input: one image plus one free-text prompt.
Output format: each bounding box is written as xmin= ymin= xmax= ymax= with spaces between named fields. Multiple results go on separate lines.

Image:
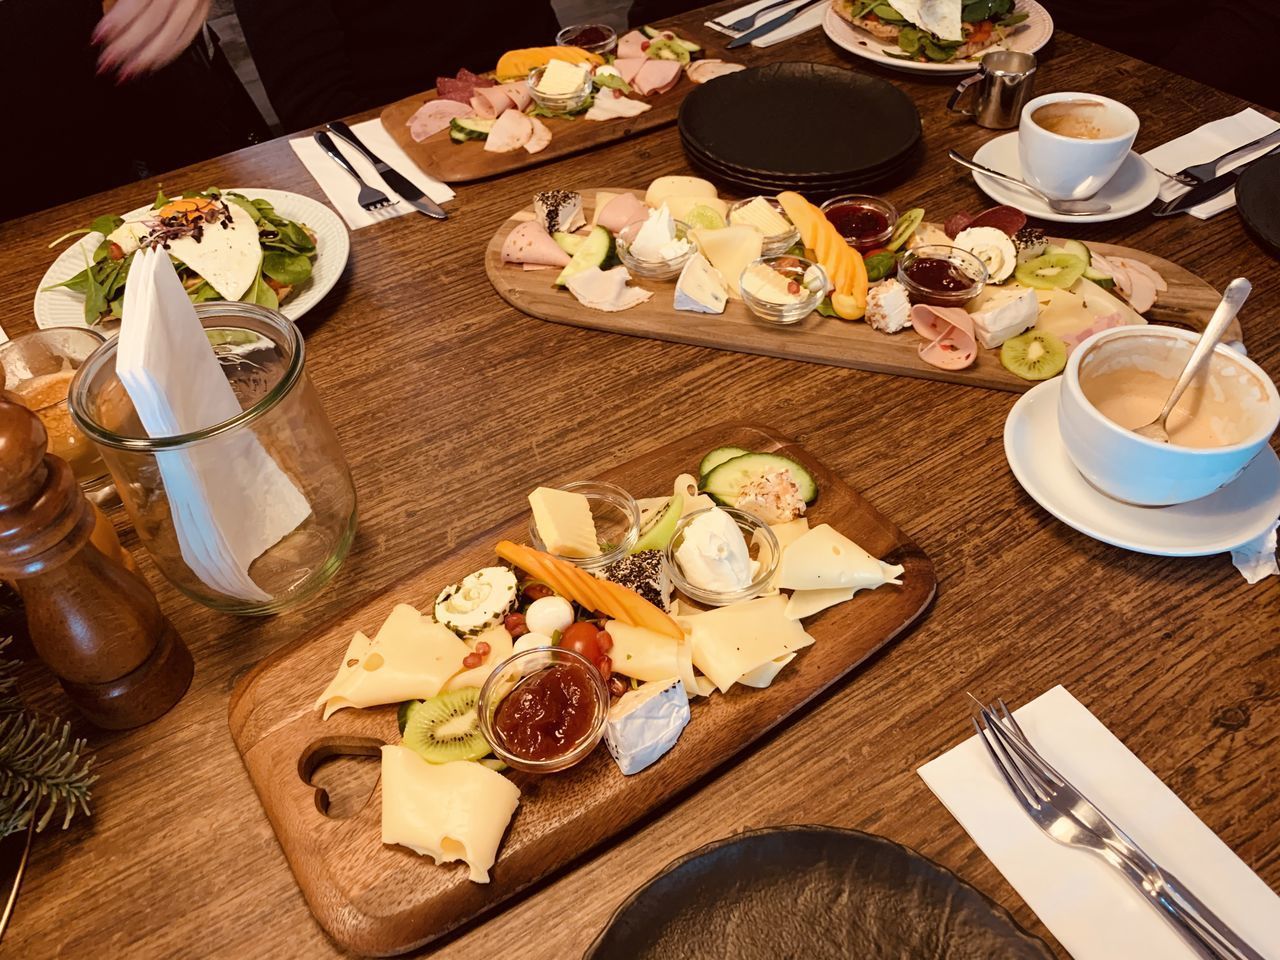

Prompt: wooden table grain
xmin=0 ymin=6 xmax=1276 ymax=957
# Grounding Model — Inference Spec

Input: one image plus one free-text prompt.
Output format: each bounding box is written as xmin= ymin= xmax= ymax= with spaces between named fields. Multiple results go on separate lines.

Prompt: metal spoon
xmin=1134 ymin=277 xmax=1252 ymax=443
xmin=948 ymin=150 xmax=1112 ymax=216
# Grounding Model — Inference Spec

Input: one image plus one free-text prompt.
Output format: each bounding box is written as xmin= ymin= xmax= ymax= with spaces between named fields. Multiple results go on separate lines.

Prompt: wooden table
xmin=1 ymin=6 xmax=1276 ymax=957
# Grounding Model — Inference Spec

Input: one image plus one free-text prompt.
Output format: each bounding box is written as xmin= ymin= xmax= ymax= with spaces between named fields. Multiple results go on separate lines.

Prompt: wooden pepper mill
xmin=0 ymin=396 xmax=193 ymax=729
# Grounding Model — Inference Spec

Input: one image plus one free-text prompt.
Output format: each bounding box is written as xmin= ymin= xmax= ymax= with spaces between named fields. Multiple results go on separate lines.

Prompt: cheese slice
xmin=737 ymin=652 xmax=796 ymax=688
xmin=691 ymin=225 xmax=763 ymax=300
xmin=529 ymin=486 xmax=598 ymax=558
xmin=380 ymin=746 xmax=520 ymax=883
xmin=683 ymin=594 xmax=815 ymax=693
xmin=315 ymin=604 xmax=472 ymax=719
xmin=606 ymin=620 xmax=680 ymax=681
xmin=664 ymin=196 xmax=729 ymax=223
xmin=784 ymin=587 xmax=856 ymax=620
xmin=752 ymin=517 xmax=810 ymax=594
xmin=645 ymin=176 xmax=717 ymax=208
xmin=774 ymin=524 xmax=905 ymax=593
xmin=729 ymin=197 xmax=792 ymax=237
xmin=537 ymin=59 xmax=588 ymax=96
xmin=674 ymin=252 xmax=728 ymax=314
xmin=604 ymin=677 xmax=690 ymax=775
xmin=164 ymin=207 xmax=263 ymax=302
xmin=443 ymin=623 xmax=515 ymax=692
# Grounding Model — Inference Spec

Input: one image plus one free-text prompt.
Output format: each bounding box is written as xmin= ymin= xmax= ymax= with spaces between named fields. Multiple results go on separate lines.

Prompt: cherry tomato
xmin=504 ymin=612 xmax=529 ymax=638
xmin=864 ymin=247 xmax=888 ymax=258
xmin=560 ymin=621 xmax=603 ymax=662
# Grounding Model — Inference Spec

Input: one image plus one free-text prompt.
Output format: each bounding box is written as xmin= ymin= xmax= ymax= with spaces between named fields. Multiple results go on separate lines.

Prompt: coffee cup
xmin=1058 ymin=326 xmax=1280 ymax=506
xmin=1018 ymin=92 xmax=1138 ymax=200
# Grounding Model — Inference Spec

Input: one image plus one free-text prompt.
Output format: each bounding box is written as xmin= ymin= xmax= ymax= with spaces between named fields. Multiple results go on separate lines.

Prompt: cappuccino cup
xmin=1018 ymin=92 xmax=1139 ymax=200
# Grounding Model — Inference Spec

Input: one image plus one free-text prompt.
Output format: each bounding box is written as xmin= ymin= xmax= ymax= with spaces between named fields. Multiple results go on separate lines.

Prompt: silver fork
xmin=972 ymin=699 xmax=1263 ymax=960
xmin=1156 ymin=129 xmax=1280 ymax=186
xmin=313 ymin=131 xmax=397 ymax=212
xmin=714 ymin=0 xmax=794 ymax=32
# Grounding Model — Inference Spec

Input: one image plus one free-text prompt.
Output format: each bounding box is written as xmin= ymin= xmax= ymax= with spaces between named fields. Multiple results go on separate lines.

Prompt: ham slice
xmin=633 ymin=59 xmax=682 ymax=96
xmin=584 ymin=94 xmax=652 ymax=121
xmin=500 ymin=82 xmax=532 ymax=111
xmin=407 ymin=99 xmax=473 ymax=142
xmin=524 ymin=116 xmax=552 ymax=154
xmin=565 ymin=266 xmax=653 ymax=312
xmin=476 ymin=86 xmax=515 ymax=116
xmin=470 ymin=94 xmax=496 ymax=120
xmin=501 ymin=221 xmax=570 ymax=267
xmin=685 ymin=60 xmax=745 ymax=84
xmin=484 ymin=108 xmax=534 ymax=153
xmin=613 ymin=57 xmax=647 ymax=85
xmin=596 ymin=192 xmax=649 ymax=234
xmin=617 ymin=29 xmax=648 ymax=59
xmin=911 ymin=305 xmax=978 ymax=370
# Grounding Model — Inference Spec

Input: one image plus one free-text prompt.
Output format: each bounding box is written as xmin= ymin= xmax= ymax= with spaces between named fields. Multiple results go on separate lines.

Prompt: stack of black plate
xmin=678 ymin=62 xmax=923 ymax=199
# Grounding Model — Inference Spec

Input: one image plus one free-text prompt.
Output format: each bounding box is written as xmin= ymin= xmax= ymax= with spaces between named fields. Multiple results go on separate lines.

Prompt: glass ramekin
xmin=616 ymin=218 xmax=695 ymax=280
xmin=663 ymin=506 xmax=780 ymax=607
xmin=478 ymin=646 xmax=609 ymax=773
xmin=739 ymin=256 xmax=827 ymax=326
xmin=555 ymin=23 xmax=618 ymax=56
xmin=527 ymin=65 xmax=593 ymax=114
xmin=820 ymin=194 xmax=898 ymax=252
xmin=727 ymin=197 xmax=801 ymax=256
xmin=896 ymin=244 xmax=988 ymax=307
xmin=527 ymin=479 xmax=640 ymax=573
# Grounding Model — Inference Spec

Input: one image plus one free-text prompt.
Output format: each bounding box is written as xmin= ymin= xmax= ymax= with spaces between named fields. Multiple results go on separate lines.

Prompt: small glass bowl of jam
xmin=527 ymin=480 xmax=640 ymax=573
xmin=820 ymin=194 xmax=897 ymax=252
xmin=555 ymin=23 xmax=618 ymax=56
xmin=479 ymin=647 xmax=609 ymax=773
xmin=897 ymin=244 xmax=988 ymax=307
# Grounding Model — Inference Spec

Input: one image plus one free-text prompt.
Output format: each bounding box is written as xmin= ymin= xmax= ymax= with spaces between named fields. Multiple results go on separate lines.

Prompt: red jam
xmin=823 ymin=202 xmax=891 ymax=251
xmin=905 ymin=257 xmax=974 ymax=296
xmin=492 ymin=662 xmax=600 ymax=762
xmin=560 ymin=25 xmax=613 ymax=48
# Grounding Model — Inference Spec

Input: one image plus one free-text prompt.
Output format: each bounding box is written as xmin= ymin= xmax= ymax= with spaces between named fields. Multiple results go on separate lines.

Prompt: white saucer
xmin=1004 ymin=379 xmax=1280 ymax=556
xmin=971 ymin=132 xmax=1161 ymax=224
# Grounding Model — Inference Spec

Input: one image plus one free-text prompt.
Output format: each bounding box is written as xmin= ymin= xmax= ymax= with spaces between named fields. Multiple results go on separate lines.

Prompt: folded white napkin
xmin=919 ymin=686 xmax=1280 ymax=959
xmin=288 ymin=118 xmax=455 ymax=230
xmin=705 ymin=0 xmax=826 ymax=48
xmin=1143 ymin=108 xmax=1280 ymax=220
xmin=1232 ymin=519 xmax=1279 ymax=583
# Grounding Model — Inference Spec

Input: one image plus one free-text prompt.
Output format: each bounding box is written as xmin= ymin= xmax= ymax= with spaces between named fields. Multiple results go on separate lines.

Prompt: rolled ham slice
xmin=407 ymin=99 xmax=474 ymax=142
xmin=470 ymin=94 xmax=496 ymax=120
xmin=633 ymin=59 xmax=682 ymax=96
xmin=500 ymin=82 xmax=532 ymax=111
xmin=595 ymin=192 xmax=649 ymax=234
xmin=617 ymin=29 xmax=648 ymax=59
xmin=524 ymin=116 xmax=552 ymax=154
xmin=501 ymin=221 xmax=570 ymax=267
xmin=484 ymin=108 xmax=534 ymax=153
xmin=911 ymin=304 xmax=978 ymax=370
xmin=475 ymin=86 xmax=515 ymax=116
xmin=613 ymin=57 xmax=647 ymax=86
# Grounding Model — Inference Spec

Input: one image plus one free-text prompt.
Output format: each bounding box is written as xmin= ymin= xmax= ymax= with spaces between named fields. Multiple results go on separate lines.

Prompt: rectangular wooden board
xmin=485 ymin=188 xmax=1230 ymax=393
xmin=228 ymin=422 xmax=936 ymax=957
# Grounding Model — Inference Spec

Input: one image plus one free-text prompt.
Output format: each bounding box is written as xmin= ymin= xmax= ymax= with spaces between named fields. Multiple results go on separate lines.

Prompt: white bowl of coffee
xmin=1058 ymin=326 xmax=1279 ymax=506
xmin=1018 ymin=92 xmax=1139 ymax=200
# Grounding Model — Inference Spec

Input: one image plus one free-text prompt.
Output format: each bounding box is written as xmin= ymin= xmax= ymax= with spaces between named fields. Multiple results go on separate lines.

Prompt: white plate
xmin=970 ymin=132 xmax=1161 ymax=223
xmin=33 ymin=188 xmax=349 ymax=332
xmin=1004 ymin=378 xmax=1280 ymax=556
xmin=822 ymin=1 xmax=1053 ymax=75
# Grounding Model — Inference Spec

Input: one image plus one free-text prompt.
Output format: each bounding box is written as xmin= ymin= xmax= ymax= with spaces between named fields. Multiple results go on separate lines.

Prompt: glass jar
xmin=68 ymin=303 xmax=356 ymax=615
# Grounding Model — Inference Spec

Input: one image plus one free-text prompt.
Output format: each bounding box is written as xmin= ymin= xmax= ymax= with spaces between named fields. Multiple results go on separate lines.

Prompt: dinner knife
xmin=326 ymin=120 xmax=448 ymax=220
xmin=1153 ymin=142 xmax=1280 ymax=217
xmin=726 ymin=0 xmax=824 ymax=48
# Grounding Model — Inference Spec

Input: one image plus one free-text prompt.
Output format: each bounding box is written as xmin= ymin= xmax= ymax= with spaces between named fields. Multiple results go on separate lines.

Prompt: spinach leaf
xmin=847 ymin=0 xmax=881 ymax=18
xmin=871 ymin=3 xmax=907 ymax=22
xmin=261 ymin=251 xmax=313 ymax=285
xmin=863 ymin=251 xmax=898 ymax=282
xmin=816 ymin=297 xmax=839 ymax=319
xmin=923 ymin=37 xmax=959 ymax=60
xmin=898 ymin=25 xmax=923 ymax=53
xmin=90 ymin=214 xmax=124 ymax=236
xmin=188 ymin=281 xmax=224 ymax=304
xmin=997 ymin=11 xmax=1028 ymax=26
xmin=277 ymin=221 xmax=315 ymax=252
xmin=45 ymin=267 xmax=93 ymax=296
xmin=226 ymin=194 xmax=262 ymax=223
xmin=246 ymin=275 xmax=279 ymax=309
xmin=593 ymin=73 xmax=631 ymax=94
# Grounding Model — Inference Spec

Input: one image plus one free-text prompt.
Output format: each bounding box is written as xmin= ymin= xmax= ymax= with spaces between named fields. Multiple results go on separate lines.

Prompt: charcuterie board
xmin=485 ymin=187 xmax=1234 ymax=393
xmin=228 ymin=422 xmax=936 ymax=956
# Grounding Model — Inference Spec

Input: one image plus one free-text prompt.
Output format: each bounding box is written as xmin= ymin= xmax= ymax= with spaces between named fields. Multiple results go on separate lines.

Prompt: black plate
xmin=585 ymin=826 xmax=1054 ymax=960
xmin=680 ymin=133 xmax=919 ymax=185
xmin=1235 ymin=152 xmax=1280 ymax=259
xmin=683 ymin=138 xmax=926 ymax=200
xmin=679 ymin=62 xmax=923 ymax=180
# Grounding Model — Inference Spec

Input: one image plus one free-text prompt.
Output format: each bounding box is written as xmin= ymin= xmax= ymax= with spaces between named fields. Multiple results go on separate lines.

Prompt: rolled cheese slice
xmin=315 ymin=604 xmax=472 ymax=719
xmin=380 ymin=746 xmax=520 ymax=883
xmin=605 ymin=620 xmax=680 ymax=682
xmin=683 ymin=593 xmax=815 ymax=694
xmin=774 ymin=524 xmax=904 ymax=593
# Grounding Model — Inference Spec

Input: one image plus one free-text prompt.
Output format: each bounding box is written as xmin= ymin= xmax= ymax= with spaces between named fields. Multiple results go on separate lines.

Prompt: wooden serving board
xmin=485 ymin=188 xmax=1237 ymax=393
xmin=228 ymin=423 xmax=936 ymax=957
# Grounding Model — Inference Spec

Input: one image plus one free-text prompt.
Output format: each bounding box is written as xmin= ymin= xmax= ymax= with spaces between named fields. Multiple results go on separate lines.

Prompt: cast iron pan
xmin=678 ymin=63 xmax=922 ymax=180
xmin=585 ymin=825 xmax=1053 ymax=959
xmin=1235 ymin=152 xmax=1280 ymax=259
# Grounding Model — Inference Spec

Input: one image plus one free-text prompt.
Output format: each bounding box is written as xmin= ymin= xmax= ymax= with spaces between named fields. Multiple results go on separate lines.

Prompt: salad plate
xmin=33 ymin=188 xmax=349 ymax=332
xmin=1004 ymin=378 xmax=1280 ymax=556
xmin=822 ymin=0 xmax=1053 ymax=75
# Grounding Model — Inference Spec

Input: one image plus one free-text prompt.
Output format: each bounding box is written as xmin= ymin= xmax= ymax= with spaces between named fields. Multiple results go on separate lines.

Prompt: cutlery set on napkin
xmin=1148 ymin=108 xmax=1280 ymax=219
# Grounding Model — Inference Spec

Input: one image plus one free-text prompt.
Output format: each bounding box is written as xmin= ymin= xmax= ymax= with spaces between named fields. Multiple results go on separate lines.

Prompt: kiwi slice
xmin=1014 ymin=253 xmax=1086 ymax=290
xmin=1000 ymin=331 xmax=1067 ymax=381
xmin=633 ymin=492 xmax=684 ymax=552
xmin=683 ymin=204 xmax=726 ymax=230
xmin=397 ymin=700 xmax=421 ymax=736
xmin=401 ymin=688 xmax=489 ymax=764
xmin=646 ymin=38 xmax=691 ymax=63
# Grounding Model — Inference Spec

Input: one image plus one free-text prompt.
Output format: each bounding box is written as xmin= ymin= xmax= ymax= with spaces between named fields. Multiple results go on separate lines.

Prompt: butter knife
xmin=726 ymin=0 xmax=824 ymax=48
xmin=1153 ymin=142 xmax=1280 ymax=217
xmin=326 ymin=120 xmax=447 ymax=220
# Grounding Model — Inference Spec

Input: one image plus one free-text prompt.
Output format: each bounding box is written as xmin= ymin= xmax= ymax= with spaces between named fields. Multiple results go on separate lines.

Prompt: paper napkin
xmin=1143 ymin=108 xmax=1280 ymax=220
xmin=919 ymin=686 xmax=1280 ymax=959
xmin=1231 ymin=519 xmax=1279 ymax=583
xmin=705 ymin=0 xmax=827 ymax=48
xmin=117 ymin=249 xmax=311 ymax=602
xmin=289 ymin=118 xmax=455 ymax=230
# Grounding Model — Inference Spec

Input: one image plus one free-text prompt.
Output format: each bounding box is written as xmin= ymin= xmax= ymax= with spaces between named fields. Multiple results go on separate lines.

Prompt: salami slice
xmin=943 ymin=211 xmax=973 ymax=239
xmin=911 ymin=304 xmax=978 ymax=370
xmin=457 ymin=68 xmax=494 ymax=89
xmin=969 ymin=205 xmax=1027 ymax=237
xmin=437 ymin=77 xmax=475 ymax=103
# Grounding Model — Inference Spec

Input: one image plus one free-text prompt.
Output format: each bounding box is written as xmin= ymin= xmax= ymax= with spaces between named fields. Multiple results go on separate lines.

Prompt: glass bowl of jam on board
xmin=555 ymin=23 xmax=618 ymax=56
xmin=479 ymin=646 xmax=609 ymax=773
xmin=897 ymin=244 xmax=988 ymax=307
xmin=820 ymin=195 xmax=897 ymax=252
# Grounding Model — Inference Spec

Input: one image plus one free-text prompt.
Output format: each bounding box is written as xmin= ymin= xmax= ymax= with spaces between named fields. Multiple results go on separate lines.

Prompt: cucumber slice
xmin=449 ymin=117 xmax=494 ymax=142
xmin=640 ymin=24 xmax=661 ymax=38
xmin=698 ymin=446 xmax=751 ymax=479
xmin=554 ymin=225 xmax=616 ymax=287
xmin=1059 ymin=238 xmax=1091 ymax=265
xmin=700 ymin=453 xmax=818 ymax=506
xmin=553 ymin=231 xmax=585 ymax=256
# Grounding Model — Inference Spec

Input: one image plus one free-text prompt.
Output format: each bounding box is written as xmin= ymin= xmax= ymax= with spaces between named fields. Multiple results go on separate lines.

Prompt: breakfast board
xmin=486 ymin=187 xmax=1235 ymax=393
xmin=228 ymin=423 xmax=936 ymax=956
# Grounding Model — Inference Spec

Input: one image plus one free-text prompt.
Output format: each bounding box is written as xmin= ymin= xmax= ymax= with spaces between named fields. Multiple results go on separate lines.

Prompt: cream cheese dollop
xmin=630 ymin=204 xmax=691 ymax=262
xmin=675 ymin=508 xmax=753 ymax=592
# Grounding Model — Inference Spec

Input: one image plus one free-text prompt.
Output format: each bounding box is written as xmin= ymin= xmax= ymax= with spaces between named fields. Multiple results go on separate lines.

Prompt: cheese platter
xmin=228 ymin=423 xmax=935 ymax=956
xmin=485 ymin=182 xmax=1236 ymax=392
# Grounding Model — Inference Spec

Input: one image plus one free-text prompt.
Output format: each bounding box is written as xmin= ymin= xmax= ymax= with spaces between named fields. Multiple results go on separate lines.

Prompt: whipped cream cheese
xmin=675 ymin=508 xmax=753 ymax=592
xmin=630 ymin=204 xmax=691 ymax=262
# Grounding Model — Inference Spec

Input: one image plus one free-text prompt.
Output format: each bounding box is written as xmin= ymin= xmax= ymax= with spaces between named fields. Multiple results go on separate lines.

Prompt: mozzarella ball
xmin=512 ymin=632 xmax=554 ymax=655
xmin=525 ymin=596 xmax=574 ymax=637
